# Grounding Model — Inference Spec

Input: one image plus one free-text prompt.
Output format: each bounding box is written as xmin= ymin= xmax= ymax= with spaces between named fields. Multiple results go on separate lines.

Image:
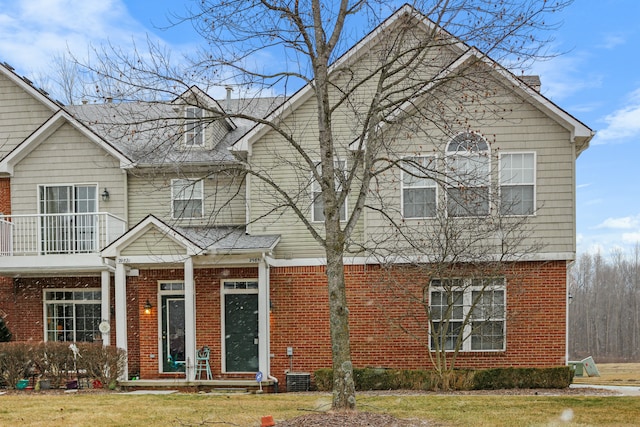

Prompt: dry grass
xmin=572 ymin=362 xmax=640 ymax=386
xmin=1 ymin=363 xmax=639 ymax=427
xmin=0 ymin=391 xmax=639 ymax=426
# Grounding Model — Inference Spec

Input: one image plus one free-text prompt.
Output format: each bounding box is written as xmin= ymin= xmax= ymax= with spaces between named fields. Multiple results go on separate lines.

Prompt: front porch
xmin=119 ymin=378 xmax=279 ymax=393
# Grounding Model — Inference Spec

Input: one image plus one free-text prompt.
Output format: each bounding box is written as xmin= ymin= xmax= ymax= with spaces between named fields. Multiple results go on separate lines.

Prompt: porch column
xmin=100 ymin=270 xmax=111 ymax=346
xmin=184 ymin=256 xmax=196 ymax=381
xmin=115 ymin=261 xmax=128 ymax=380
xmin=258 ymin=258 xmax=270 ymax=377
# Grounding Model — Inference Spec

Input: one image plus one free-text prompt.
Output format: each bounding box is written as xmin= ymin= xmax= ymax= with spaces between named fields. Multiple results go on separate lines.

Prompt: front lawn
xmin=1 ymin=391 xmax=639 ymax=426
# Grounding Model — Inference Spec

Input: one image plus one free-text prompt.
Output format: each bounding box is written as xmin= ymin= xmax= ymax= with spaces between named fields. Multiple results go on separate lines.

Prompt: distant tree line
xmin=569 ymin=246 xmax=640 ymax=362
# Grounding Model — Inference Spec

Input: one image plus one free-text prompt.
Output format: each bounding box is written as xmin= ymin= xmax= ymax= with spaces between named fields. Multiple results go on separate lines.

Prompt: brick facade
xmin=0 ymin=177 xmax=10 ymax=215
xmin=0 ymin=260 xmax=567 ymax=384
xmin=268 ymin=260 xmax=568 ymax=382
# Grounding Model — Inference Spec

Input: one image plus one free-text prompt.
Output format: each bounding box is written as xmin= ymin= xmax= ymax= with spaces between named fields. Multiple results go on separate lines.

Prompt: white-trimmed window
xmin=312 ymin=159 xmax=347 ymax=222
xmin=402 ymin=156 xmax=437 ymax=218
xmin=500 ymin=152 xmax=535 ymax=215
xmin=185 ymin=107 xmax=204 ymax=147
xmin=171 ymin=179 xmax=204 ymax=219
xmin=445 ymin=132 xmax=490 ymax=217
xmin=44 ymin=289 xmax=102 ymax=342
xmin=430 ymin=278 xmax=505 ymax=351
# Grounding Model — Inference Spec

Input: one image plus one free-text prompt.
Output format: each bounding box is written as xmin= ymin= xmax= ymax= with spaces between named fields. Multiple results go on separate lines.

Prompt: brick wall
xmin=268 ymin=261 xmax=568 ymax=383
xmin=2 ymin=277 xmax=102 ymax=341
xmin=0 ymin=177 xmax=10 ymax=215
xmin=0 ymin=260 xmax=567 ymax=383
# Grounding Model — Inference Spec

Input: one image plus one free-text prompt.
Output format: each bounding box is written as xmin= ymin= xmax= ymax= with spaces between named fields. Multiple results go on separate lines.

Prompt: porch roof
xmin=176 ymin=226 xmax=280 ymax=254
xmin=102 ymin=215 xmax=279 ymax=258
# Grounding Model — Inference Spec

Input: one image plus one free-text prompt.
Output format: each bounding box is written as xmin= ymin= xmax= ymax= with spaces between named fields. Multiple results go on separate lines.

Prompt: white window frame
xmin=184 ymin=106 xmax=204 ymax=147
xmin=445 ymin=132 xmax=491 ymax=217
xmin=171 ymin=178 xmax=204 ymax=219
xmin=499 ymin=152 xmax=536 ymax=216
xmin=311 ymin=159 xmax=347 ymax=222
xmin=43 ymin=288 xmax=102 ymax=343
xmin=401 ymin=156 xmax=437 ymax=219
xmin=220 ymin=279 xmax=259 ymax=374
xmin=429 ymin=278 xmax=506 ymax=352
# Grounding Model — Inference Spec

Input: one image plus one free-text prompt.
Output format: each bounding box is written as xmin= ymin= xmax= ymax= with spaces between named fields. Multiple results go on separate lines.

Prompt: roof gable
xmin=102 ymin=214 xmax=281 ymax=257
xmin=0 ymin=109 xmax=134 ymax=175
xmin=101 ymin=215 xmax=205 ymax=258
xmin=174 ymin=85 xmax=237 ymax=131
xmin=0 ymin=62 xmax=62 ymax=111
xmin=376 ymin=49 xmax=594 ymax=155
xmin=232 ymin=4 xmax=593 ymax=154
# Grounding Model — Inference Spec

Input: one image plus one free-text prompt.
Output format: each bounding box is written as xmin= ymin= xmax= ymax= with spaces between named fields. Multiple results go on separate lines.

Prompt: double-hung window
xmin=500 ymin=152 xmax=535 ymax=215
xmin=430 ymin=278 xmax=505 ymax=351
xmin=445 ymin=132 xmax=490 ymax=217
xmin=185 ymin=107 xmax=204 ymax=147
xmin=44 ymin=289 xmax=102 ymax=342
xmin=402 ymin=156 xmax=437 ymax=218
xmin=312 ymin=159 xmax=347 ymax=222
xmin=171 ymin=179 xmax=204 ymax=219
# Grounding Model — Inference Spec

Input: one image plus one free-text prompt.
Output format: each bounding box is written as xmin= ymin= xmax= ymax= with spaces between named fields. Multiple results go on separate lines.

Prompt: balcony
xmin=0 ymin=212 xmax=126 ymax=256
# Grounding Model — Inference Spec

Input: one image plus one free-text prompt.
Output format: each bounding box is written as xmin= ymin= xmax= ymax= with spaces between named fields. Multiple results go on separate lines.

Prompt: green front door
xmin=224 ymin=294 xmax=259 ymax=372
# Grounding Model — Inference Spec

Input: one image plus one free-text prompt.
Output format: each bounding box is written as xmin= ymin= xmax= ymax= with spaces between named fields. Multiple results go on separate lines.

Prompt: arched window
xmin=445 ymin=132 xmax=490 ymax=217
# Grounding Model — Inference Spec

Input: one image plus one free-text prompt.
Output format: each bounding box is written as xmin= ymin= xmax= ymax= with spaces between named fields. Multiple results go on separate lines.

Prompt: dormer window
xmin=185 ymin=107 xmax=204 ymax=147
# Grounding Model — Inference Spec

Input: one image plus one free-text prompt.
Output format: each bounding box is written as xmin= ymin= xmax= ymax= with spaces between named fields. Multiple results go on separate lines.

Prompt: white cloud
xmin=622 ymin=232 xmax=640 ymax=244
xmin=593 ymin=88 xmax=640 ymax=143
xmin=597 ymin=33 xmax=626 ymax=50
xmin=0 ymin=0 xmax=157 ymax=76
xmin=594 ymin=215 xmax=640 ymax=230
xmin=530 ymin=53 xmax=602 ymax=101
xmin=580 ymin=215 xmax=640 ymax=255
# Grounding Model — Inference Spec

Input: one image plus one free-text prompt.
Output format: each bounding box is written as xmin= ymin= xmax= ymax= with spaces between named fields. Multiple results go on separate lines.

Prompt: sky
xmin=0 ymin=0 xmax=638 ymax=257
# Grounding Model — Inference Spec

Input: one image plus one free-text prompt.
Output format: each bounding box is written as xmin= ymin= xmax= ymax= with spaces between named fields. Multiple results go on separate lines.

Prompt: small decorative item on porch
xmin=256 ymin=371 xmax=263 ymax=394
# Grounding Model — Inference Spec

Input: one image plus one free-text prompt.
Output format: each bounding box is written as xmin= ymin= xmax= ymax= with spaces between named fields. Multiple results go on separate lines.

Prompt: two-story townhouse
xmin=0 ymin=5 xmax=592 ymax=391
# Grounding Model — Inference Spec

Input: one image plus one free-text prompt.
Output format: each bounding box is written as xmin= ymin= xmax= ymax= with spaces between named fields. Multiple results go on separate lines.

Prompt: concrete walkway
xmin=571 ymin=384 xmax=640 ymax=396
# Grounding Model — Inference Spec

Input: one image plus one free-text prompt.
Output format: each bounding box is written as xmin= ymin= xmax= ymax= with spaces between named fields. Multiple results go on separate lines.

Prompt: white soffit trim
xmin=265 ymin=252 xmax=575 ymax=267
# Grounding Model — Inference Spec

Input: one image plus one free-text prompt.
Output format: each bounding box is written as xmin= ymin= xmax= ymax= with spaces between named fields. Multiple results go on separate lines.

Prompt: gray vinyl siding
xmin=10 ymin=122 xmax=126 ymax=219
xmin=120 ymin=228 xmax=186 ymax=256
xmin=364 ymin=75 xmax=577 ymax=257
xmin=0 ymin=72 xmax=55 ymax=158
xmin=247 ymin=99 xmax=367 ymax=259
xmin=127 ymin=172 xmax=246 ymax=227
xmin=248 ymin=59 xmax=578 ymax=259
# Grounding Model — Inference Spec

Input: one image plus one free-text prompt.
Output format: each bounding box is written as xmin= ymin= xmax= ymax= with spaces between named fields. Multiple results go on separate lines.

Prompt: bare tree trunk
xmin=326 ymin=243 xmax=356 ymax=410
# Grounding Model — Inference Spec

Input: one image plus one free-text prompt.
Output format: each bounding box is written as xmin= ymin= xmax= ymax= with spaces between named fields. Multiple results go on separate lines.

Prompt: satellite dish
xmin=98 ymin=321 xmax=111 ymax=334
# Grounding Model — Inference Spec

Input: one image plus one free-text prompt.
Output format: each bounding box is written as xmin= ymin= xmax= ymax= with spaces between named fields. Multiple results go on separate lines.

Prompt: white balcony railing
xmin=0 ymin=212 xmax=126 ymax=256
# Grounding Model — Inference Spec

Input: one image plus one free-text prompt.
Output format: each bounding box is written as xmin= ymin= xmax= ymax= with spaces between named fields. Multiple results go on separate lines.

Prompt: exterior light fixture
xmin=143 ymin=300 xmax=153 ymax=315
xmin=101 ymin=188 xmax=110 ymax=202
